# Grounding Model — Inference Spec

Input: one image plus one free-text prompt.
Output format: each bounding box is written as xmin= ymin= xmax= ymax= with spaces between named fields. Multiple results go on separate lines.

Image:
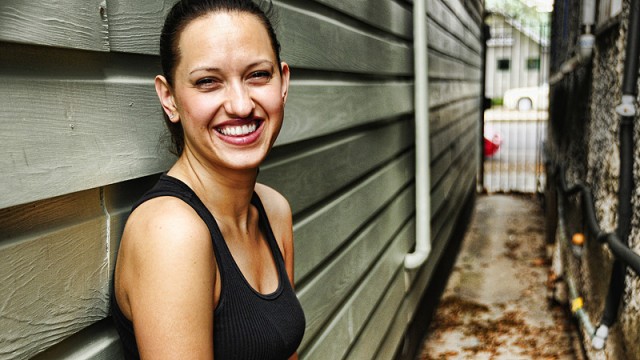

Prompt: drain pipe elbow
xmin=405 ymin=0 xmax=431 ymax=270
xmin=592 ymin=324 xmax=609 ymax=350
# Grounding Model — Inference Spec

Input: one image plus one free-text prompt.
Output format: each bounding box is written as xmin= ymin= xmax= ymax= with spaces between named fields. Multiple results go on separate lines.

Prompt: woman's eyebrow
xmin=248 ymin=60 xmax=274 ymax=69
xmin=189 ymin=60 xmax=274 ymax=75
xmin=189 ymin=66 xmax=221 ymax=75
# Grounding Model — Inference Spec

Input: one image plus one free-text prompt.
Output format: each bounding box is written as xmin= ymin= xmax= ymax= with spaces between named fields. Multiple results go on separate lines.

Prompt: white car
xmin=503 ymin=84 xmax=549 ymax=111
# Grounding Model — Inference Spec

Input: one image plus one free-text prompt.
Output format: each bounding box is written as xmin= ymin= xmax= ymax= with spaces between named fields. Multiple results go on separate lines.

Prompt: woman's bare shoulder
xmin=254 ymin=183 xmax=293 ymax=256
xmin=117 ymin=196 xmax=216 ymax=358
xmin=254 ymin=183 xmax=292 ymax=224
xmin=120 ymin=196 xmax=213 ymax=271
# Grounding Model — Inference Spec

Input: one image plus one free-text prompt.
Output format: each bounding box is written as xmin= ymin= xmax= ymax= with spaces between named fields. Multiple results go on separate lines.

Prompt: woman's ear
xmin=155 ymin=75 xmax=179 ymax=122
xmin=280 ymin=62 xmax=291 ymax=104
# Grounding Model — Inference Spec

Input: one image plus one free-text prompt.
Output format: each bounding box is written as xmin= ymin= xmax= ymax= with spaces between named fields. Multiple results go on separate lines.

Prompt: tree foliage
xmin=486 ymin=0 xmax=551 ymax=28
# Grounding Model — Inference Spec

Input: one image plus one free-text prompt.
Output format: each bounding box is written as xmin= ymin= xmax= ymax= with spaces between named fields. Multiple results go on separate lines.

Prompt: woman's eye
xmin=195 ymin=78 xmax=220 ymax=88
xmin=249 ymin=71 xmax=272 ymax=80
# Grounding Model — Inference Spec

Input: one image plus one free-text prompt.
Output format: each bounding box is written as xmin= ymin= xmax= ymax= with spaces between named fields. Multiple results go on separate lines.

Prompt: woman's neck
xmin=167 ymin=153 xmax=259 ymax=232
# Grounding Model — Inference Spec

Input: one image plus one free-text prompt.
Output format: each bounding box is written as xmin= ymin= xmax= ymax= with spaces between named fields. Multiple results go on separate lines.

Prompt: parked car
xmin=484 ymin=125 xmax=502 ymax=157
xmin=503 ymin=84 xmax=549 ymax=111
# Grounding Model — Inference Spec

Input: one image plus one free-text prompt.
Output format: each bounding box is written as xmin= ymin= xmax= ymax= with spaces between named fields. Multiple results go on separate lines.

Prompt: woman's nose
xmin=224 ymin=83 xmax=254 ymax=118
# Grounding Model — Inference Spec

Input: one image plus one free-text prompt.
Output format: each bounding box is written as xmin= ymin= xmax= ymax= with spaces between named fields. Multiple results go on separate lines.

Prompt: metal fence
xmin=482 ymin=13 xmax=549 ymax=193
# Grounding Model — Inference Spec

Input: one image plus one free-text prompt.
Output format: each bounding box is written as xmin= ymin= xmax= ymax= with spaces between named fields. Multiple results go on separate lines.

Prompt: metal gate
xmin=481 ymin=13 xmax=549 ymax=193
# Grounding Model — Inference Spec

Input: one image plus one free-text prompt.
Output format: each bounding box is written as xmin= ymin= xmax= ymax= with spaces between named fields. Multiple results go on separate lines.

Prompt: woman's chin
xmin=218 ymin=151 xmax=269 ymax=172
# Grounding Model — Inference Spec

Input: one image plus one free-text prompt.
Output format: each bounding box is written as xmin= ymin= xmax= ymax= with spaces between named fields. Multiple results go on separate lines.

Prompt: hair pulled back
xmin=159 ymin=0 xmax=281 ymax=155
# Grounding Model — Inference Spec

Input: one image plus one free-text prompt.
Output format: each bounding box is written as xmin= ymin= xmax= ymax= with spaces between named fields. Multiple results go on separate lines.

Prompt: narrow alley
xmin=420 ymin=195 xmax=583 ymax=359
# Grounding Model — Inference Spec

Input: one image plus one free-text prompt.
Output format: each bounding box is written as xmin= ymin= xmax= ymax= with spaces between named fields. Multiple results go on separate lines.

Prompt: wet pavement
xmin=420 ymin=195 xmax=582 ymax=360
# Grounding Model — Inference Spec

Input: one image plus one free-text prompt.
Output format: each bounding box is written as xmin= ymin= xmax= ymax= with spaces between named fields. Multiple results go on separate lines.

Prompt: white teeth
xmin=219 ymin=123 xmax=257 ymax=136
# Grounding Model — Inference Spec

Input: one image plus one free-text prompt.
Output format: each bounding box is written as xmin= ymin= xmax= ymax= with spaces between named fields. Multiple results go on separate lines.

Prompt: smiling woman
xmin=111 ymin=1 xmax=304 ymax=359
xmin=156 ymin=10 xmax=289 ymax=170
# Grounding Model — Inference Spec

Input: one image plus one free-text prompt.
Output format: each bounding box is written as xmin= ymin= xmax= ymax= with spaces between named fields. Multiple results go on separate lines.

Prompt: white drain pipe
xmin=405 ymin=0 xmax=431 ymax=270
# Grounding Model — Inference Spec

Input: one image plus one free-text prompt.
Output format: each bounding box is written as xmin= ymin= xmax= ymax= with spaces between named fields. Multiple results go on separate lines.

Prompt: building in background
xmin=485 ymin=11 xmax=550 ymax=102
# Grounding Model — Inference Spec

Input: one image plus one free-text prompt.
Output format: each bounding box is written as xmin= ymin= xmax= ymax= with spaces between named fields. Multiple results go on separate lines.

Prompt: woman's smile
xmin=214 ymin=118 xmax=265 ymax=145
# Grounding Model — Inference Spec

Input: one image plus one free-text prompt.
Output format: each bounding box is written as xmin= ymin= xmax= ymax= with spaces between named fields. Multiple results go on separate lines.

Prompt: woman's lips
xmin=214 ymin=118 xmax=264 ymax=145
xmin=217 ymin=122 xmax=257 ymax=136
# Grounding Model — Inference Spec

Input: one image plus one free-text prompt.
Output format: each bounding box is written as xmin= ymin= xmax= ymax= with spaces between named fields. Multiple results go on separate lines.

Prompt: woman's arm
xmin=117 ymin=198 xmax=216 ymax=359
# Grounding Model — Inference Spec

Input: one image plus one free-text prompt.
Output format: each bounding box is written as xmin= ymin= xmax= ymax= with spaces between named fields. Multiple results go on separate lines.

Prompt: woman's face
xmin=157 ymin=11 xmax=290 ymax=172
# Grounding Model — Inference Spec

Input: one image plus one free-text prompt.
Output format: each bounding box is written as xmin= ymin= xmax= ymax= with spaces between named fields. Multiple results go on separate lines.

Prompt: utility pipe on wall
xmin=594 ymin=0 xmax=640 ymax=349
xmin=405 ymin=0 xmax=431 ymax=270
xmin=548 ymin=0 xmax=596 ymax=85
xmin=582 ymin=0 xmax=596 ymax=31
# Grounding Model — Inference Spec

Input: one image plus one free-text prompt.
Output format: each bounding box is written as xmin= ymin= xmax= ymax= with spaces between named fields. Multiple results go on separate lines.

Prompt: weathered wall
xmin=548 ymin=0 xmax=640 ymax=358
xmin=0 ymin=0 xmax=482 ymax=359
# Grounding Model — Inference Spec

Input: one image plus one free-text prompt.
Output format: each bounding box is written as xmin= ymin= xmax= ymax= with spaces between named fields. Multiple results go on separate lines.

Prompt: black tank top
xmin=111 ymin=174 xmax=306 ymax=359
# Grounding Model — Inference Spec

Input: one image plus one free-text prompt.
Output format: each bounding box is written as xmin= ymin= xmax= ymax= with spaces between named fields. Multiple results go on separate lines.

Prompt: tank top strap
xmin=133 ymin=174 xmax=232 ymax=269
xmin=134 ymin=175 xmax=286 ymax=274
xmin=250 ymin=192 xmax=287 ymax=272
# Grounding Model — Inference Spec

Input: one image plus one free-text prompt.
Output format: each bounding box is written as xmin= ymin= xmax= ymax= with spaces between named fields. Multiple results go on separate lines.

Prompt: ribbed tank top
xmin=111 ymin=174 xmax=306 ymax=359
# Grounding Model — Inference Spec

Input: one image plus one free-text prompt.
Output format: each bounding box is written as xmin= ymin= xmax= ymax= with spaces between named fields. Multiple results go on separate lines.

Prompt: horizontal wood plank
xmin=103 ymin=0 xmax=174 ymax=54
xmin=107 ymin=2 xmax=413 ymax=75
xmin=103 ymin=174 xmax=161 ymax=273
xmin=431 ymin=107 xmax=478 ymax=161
xmin=0 ymin=76 xmax=174 ymax=209
xmin=428 ymin=20 xmax=481 ymax=68
xmin=430 ymin=102 xmax=479 ymax=185
xmin=431 ymin=152 xmax=476 ymax=244
xmin=380 ymin=173 xmax=474 ymax=359
xmin=442 ymin=0 xmax=482 ymax=38
xmin=430 ymin=56 xmax=482 ymax=83
xmin=297 ymin=186 xmax=414 ymax=351
xmin=430 ymin=97 xmax=479 ymax=134
xmin=429 ymin=53 xmax=482 ymax=81
xmin=301 ymin=218 xmax=415 ymax=359
xmin=280 ymin=80 xmax=413 ymax=145
xmin=278 ymin=4 xmax=412 ymax=74
xmin=428 ymin=0 xmax=483 ymax=54
xmin=0 ymin=1 xmax=108 ymax=51
xmin=343 ymin=265 xmax=407 ymax=359
xmin=0 ymin=43 xmax=411 ymax=209
xmin=428 ymin=80 xmax=482 ymax=109
xmin=293 ymin=152 xmax=414 ymax=282
xmin=431 ymin=124 xmax=477 ymax=214
xmin=0 ymin=209 xmax=109 ymax=359
xmin=0 ymin=188 xmax=102 ymax=241
xmin=260 ymin=119 xmax=413 ymax=215
xmin=312 ymin=0 xmax=412 ymax=39
xmin=374 ymin=294 xmax=408 ymax=360
xmin=431 ymin=119 xmax=478 ymax=190
xmin=30 ymin=319 xmax=123 ymax=360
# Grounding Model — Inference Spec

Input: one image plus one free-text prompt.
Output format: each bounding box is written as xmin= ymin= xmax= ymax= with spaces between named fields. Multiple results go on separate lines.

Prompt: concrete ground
xmin=420 ymin=195 xmax=583 ymax=360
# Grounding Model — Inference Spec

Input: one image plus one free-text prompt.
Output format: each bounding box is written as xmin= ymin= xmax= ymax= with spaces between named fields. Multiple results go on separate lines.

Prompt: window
xmin=497 ymin=59 xmax=510 ymax=71
xmin=526 ymin=58 xmax=540 ymax=70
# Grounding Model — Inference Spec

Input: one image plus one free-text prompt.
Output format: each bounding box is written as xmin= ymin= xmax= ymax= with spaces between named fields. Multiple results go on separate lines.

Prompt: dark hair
xmin=159 ymin=0 xmax=282 ymax=155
